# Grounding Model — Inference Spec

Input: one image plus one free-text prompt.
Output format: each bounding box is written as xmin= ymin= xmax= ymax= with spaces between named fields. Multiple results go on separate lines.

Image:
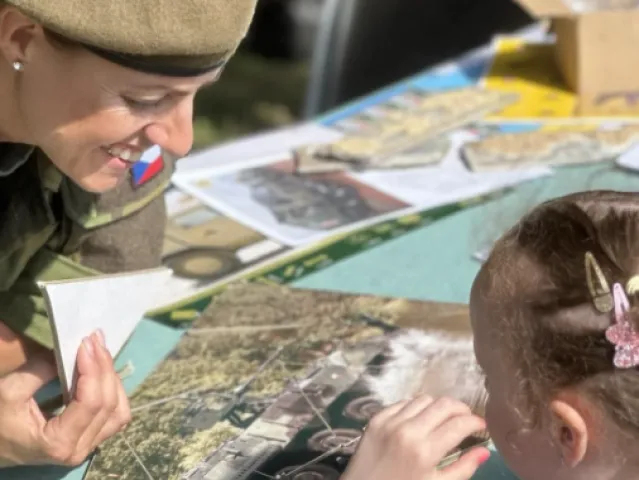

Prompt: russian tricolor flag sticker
xmin=131 ymin=145 xmax=164 ymax=188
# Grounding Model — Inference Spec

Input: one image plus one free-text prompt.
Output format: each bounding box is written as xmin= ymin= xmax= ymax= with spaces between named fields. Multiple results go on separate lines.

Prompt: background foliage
xmin=192 ymin=49 xmax=309 ymax=151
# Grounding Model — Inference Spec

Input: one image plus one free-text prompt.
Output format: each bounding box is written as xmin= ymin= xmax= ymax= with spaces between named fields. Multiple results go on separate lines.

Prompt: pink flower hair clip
xmin=605 ymin=283 xmax=639 ymax=369
xmin=585 ymin=252 xmax=639 ymax=369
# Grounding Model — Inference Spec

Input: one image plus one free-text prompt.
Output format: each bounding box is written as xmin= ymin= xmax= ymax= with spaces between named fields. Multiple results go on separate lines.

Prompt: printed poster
xmin=172 ymin=156 xmax=413 ymax=247
xmin=162 ymin=188 xmax=289 ymax=288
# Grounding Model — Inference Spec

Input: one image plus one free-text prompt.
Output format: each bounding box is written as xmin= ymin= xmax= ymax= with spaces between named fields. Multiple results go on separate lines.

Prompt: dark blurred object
xmin=245 ymin=0 xmax=295 ymax=58
xmin=244 ymin=0 xmax=325 ymax=60
xmin=303 ymin=0 xmax=534 ymax=118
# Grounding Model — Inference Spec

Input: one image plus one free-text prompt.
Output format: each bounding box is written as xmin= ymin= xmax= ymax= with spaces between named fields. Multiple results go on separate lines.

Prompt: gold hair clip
xmin=627 ymin=276 xmax=639 ymax=296
xmin=585 ymin=252 xmax=613 ymax=313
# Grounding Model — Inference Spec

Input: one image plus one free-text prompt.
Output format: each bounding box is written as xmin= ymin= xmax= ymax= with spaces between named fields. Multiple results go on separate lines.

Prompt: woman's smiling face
xmin=0 ymin=7 xmax=222 ymax=192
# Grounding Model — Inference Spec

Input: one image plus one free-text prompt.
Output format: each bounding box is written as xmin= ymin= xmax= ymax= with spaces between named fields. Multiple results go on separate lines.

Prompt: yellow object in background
xmin=482 ymin=37 xmax=578 ymax=120
xmin=483 ymin=36 xmax=639 ymax=120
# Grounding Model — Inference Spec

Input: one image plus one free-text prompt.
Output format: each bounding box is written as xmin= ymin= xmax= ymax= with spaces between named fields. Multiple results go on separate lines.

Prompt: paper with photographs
xmin=348 ymin=129 xmax=552 ymax=206
xmin=162 ymin=188 xmax=289 ymax=292
xmin=173 ymin=127 xmax=553 ymax=247
xmin=294 ymin=87 xmax=519 ymax=174
xmin=462 ymin=122 xmax=639 ymax=172
xmin=172 ymin=155 xmax=413 ymax=247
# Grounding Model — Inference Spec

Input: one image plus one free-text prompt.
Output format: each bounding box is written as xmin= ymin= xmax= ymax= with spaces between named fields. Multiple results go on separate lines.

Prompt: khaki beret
xmin=5 ymin=0 xmax=258 ymax=76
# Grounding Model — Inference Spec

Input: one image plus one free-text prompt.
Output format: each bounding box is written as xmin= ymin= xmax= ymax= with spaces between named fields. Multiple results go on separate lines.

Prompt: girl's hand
xmin=343 ymin=395 xmax=490 ymax=480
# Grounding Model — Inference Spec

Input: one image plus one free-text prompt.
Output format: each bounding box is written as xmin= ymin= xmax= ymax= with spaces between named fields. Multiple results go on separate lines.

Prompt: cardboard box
xmin=515 ymin=0 xmax=639 ymax=114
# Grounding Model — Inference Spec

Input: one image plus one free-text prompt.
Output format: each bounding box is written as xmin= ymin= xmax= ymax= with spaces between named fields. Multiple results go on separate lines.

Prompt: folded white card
xmin=38 ymin=267 xmax=174 ymax=400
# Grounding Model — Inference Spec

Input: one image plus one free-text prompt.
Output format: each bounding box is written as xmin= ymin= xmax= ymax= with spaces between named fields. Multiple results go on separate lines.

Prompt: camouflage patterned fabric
xmin=0 ymin=145 xmax=174 ymax=349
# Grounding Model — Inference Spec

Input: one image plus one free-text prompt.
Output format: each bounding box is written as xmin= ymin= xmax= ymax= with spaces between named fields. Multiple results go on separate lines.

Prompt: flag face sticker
xmin=131 ymin=145 xmax=164 ymax=187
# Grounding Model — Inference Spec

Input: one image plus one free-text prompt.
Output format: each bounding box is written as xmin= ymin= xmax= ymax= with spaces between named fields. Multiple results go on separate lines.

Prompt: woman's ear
xmin=0 ymin=6 xmax=39 ymax=65
xmin=548 ymin=396 xmax=589 ymax=468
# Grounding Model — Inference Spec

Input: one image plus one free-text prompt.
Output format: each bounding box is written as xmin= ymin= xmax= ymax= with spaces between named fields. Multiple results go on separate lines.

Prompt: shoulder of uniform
xmin=62 ymin=146 xmax=176 ymax=229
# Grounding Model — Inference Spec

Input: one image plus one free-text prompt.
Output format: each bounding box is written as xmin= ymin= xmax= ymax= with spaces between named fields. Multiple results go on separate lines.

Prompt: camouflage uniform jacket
xmin=0 ymin=143 xmax=173 ymax=349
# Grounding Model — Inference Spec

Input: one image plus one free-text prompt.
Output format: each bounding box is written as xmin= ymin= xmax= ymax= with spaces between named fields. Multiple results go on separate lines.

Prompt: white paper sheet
xmin=39 ymin=268 xmax=174 ymax=398
xmin=349 ymin=130 xmax=552 ymax=207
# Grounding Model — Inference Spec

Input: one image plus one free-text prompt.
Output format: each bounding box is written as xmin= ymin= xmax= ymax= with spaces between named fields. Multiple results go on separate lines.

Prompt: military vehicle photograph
xmin=237 ymin=168 xmax=377 ymax=230
xmin=83 ymin=284 xmax=489 ymax=480
xmin=162 ymin=189 xmax=288 ymax=288
xmin=173 ymin=157 xmax=410 ymax=246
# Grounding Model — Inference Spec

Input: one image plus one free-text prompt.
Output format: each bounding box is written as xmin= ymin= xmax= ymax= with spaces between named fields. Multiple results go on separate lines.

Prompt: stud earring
xmin=12 ymin=61 xmax=23 ymax=72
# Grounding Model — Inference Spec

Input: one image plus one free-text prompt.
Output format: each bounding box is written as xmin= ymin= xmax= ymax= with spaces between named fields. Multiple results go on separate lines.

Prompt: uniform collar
xmin=0 ymin=143 xmax=34 ymax=176
xmin=0 ymin=143 xmax=64 ymax=193
xmin=36 ymin=150 xmax=64 ymax=193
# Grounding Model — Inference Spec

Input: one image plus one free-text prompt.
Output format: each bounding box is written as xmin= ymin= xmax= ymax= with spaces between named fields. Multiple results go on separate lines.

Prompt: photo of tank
xmin=236 ymin=167 xmax=377 ymax=231
xmin=83 ymin=284 xmax=487 ymax=480
xmin=190 ymin=363 xmax=385 ymax=480
xmin=173 ymin=157 xmax=410 ymax=247
xmin=162 ymin=193 xmax=287 ymax=284
xmin=188 ymin=340 xmax=486 ymax=480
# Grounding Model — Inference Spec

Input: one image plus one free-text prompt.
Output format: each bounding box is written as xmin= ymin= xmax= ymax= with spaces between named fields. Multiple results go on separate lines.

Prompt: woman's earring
xmin=12 ymin=61 xmax=23 ymax=72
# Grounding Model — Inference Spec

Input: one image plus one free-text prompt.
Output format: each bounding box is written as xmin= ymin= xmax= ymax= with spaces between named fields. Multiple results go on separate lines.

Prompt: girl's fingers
xmin=424 ymin=414 xmax=487 ymax=467
xmin=437 ymin=446 xmax=491 ymax=480
xmin=400 ymin=397 xmax=473 ymax=435
xmin=389 ymin=394 xmax=435 ymax=424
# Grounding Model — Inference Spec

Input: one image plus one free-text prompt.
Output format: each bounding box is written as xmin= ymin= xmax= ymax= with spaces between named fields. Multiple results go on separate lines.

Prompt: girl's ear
xmin=548 ymin=397 xmax=589 ymax=468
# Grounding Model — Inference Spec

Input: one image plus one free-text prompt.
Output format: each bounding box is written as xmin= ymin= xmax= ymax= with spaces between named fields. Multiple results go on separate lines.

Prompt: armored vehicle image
xmin=237 ymin=168 xmax=377 ymax=230
xmin=162 ymin=204 xmax=283 ymax=283
xmin=83 ymin=284 xmax=489 ymax=480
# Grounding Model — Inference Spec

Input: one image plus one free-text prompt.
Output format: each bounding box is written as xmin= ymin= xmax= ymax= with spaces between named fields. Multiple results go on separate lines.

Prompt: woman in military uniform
xmin=0 ymin=2 xmax=494 ymax=476
xmin=0 ymin=0 xmax=256 ymax=467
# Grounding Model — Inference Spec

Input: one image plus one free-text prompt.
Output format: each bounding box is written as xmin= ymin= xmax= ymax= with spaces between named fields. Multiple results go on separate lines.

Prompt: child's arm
xmin=342 ymin=395 xmax=490 ymax=480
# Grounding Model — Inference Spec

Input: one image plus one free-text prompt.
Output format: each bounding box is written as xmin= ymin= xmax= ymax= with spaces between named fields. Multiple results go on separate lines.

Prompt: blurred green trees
xmin=192 ymin=49 xmax=309 ymax=150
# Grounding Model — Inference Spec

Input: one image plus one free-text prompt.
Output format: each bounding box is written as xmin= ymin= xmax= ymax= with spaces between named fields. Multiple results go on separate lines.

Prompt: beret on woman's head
xmin=4 ymin=0 xmax=258 ymax=76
